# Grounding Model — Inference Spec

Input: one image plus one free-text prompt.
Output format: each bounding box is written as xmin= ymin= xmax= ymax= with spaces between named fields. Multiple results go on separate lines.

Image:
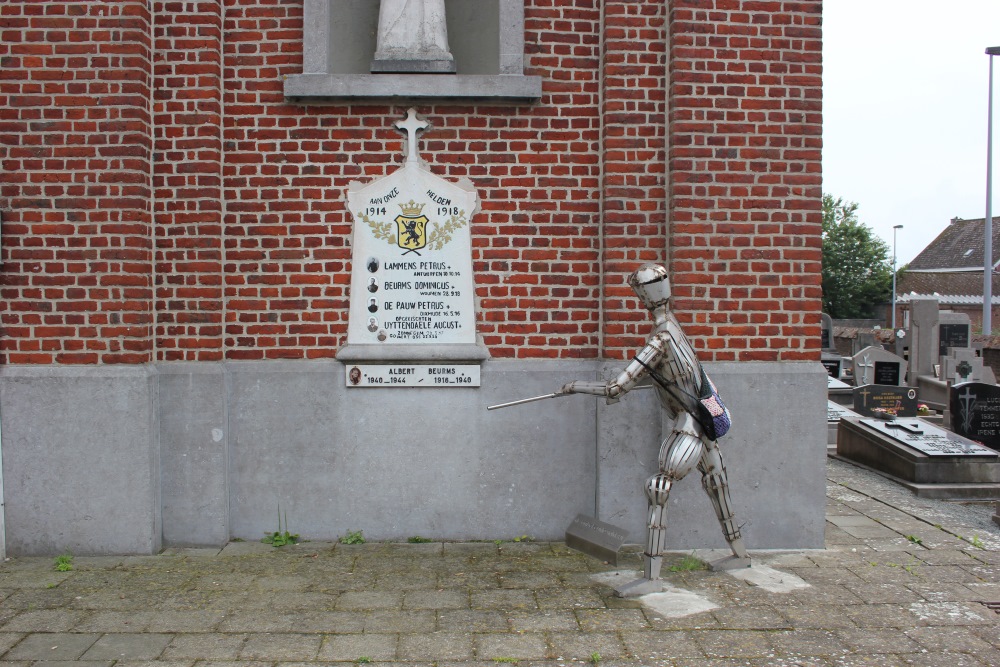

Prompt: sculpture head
xmin=627 ymin=263 xmax=671 ymax=311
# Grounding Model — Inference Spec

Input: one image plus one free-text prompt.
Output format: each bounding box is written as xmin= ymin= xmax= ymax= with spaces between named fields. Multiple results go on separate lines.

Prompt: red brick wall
xmin=668 ymin=0 xmax=823 ymax=362
xmin=0 ymin=0 xmax=154 ymax=364
xmin=0 ymin=0 xmax=822 ymax=365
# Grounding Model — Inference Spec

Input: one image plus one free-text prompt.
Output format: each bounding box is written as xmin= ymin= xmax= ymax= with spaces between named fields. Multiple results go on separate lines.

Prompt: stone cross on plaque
xmin=857 ymin=354 xmax=874 ymax=385
xmin=396 ymin=108 xmax=428 ymax=166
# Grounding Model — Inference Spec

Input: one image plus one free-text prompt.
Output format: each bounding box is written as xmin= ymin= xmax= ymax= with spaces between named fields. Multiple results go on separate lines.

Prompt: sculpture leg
xmin=697 ymin=441 xmax=751 ymax=570
xmin=614 ymin=415 xmax=703 ymax=597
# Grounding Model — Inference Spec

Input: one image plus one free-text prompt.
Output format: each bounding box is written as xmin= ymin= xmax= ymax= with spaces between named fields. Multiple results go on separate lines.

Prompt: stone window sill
xmin=284 ymin=73 xmax=542 ymax=102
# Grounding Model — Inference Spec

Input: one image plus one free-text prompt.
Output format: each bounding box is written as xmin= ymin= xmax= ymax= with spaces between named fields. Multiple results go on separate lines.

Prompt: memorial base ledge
xmin=335 ymin=342 xmax=491 ymax=364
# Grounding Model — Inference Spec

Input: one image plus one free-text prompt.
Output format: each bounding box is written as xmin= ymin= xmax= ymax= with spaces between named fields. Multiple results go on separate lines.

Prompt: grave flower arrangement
xmin=916 ymin=403 xmax=931 ymax=415
xmin=870 ymin=407 xmax=897 ymax=420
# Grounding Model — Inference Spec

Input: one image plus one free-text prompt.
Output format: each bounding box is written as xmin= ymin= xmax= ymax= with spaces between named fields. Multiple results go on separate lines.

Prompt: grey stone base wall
xmin=0 ymin=360 xmax=827 ymax=556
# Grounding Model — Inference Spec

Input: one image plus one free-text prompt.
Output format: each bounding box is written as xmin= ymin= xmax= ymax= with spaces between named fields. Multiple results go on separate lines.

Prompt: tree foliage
xmin=821 ymin=194 xmax=893 ymax=319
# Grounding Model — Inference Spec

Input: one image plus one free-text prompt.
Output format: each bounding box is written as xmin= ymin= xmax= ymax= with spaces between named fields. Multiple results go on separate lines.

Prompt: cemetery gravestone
xmin=851 ymin=346 xmax=906 ymax=387
xmin=950 ymin=382 xmax=1000 ymax=452
xmin=908 ymin=296 xmax=939 ymax=380
xmin=938 ymin=320 xmax=971 ymax=357
xmin=852 ymin=384 xmax=918 ymax=418
xmin=838 ymin=417 xmax=1000 ymax=492
xmin=821 ymin=312 xmax=835 ymax=352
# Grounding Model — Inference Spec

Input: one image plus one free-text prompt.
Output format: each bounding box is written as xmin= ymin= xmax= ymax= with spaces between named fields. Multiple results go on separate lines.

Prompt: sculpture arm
xmin=560 ymin=338 xmax=664 ymax=402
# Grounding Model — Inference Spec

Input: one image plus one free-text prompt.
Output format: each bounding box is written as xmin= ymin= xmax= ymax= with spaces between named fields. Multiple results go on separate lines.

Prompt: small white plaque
xmin=345 ymin=364 xmax=480 ymax=388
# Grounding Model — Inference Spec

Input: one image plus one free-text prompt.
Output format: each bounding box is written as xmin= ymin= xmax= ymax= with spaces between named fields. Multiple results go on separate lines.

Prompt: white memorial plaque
xmin=345 ymin=364 xmax=480 ymax=387
xmin=341 ymin=109 xmax=485 ymax=361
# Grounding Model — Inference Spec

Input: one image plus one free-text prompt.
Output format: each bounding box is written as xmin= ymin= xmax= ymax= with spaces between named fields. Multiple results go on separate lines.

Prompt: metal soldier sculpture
xmin=562 ymin=264 xmax=750 ymax=596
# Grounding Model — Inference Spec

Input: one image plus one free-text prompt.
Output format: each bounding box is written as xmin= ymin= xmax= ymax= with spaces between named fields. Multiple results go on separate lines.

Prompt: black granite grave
xmin=852 ymin=384 xmax=918 ymax=418
xmin=822 ymin=358 xmax=841 ymax=378
xmin=873 ymin=361 xmax=901 ymax=386
xmin=837 ymin=417 xmax=1000 ymax=499
xmin=950 ymin=381 xmax=1000 ymax=452
xmin=939 ymin=322 xmax=970 ymax=356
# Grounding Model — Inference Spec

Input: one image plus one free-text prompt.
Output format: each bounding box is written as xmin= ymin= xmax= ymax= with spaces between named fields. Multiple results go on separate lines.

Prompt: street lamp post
xmin=892 ymin=224 xmax=903 ymax=330
xmin=984 ymin=46 xmax=1000 ymax=335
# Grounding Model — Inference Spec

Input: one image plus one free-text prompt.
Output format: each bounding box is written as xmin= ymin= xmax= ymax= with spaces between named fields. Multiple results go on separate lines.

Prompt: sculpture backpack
xmin=634 ymin=358 xmax=732 ymax=440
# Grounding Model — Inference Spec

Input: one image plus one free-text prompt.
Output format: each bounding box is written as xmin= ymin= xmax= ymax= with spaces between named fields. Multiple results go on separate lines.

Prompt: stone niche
xmin=285 ymin=0 xmax=542 ymax=100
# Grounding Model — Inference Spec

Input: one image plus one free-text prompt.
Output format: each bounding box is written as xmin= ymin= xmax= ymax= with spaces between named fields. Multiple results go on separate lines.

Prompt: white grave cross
xmin=858 ymin=353 xmax=874 ymax=385
xmin=396 ymin=107 xmax=428 ymax=165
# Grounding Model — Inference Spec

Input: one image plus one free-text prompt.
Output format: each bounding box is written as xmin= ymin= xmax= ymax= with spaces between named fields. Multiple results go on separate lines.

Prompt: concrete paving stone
xmin=838 ymin=525 xmax=901 ymax=540
xmin=3 ymin=589 xmax=81 ymax=610
xmin=906 ymin=582 xmax=986 ymax=602
xmin=777 ymin=605 xmax=859 ymax=630
xmin=897 ymin=653 xmax=989 ymax=667
xmin=905 ymin=625 xmax=1000 ymax=653
xmin=441 ymin=543 xmax=500 ymax=556
xmin=217 ymin=611 xmax=301 ymax=633
xmin=198 ymin=660 xmax=272 ymax=667
xmin=192 ymin=574 xmax=258 ymax=591
xmin=691 ymin=629 xmax=775 ymax=659
xmin=0 ymin=662 xmax=30 ymax=667
xmin=835 ymin=628 xmax=923 ymax=654
xmin=914 ymin=565 xmax=985 ymax=584
xmin=828 ymin=516 xmax=884 ymax=528
xmin=862 ymin=539 xmax=926 ymax=552
xmin=817 ymin=656 xmax=905 ymax=667
xmin=317 ymin=633 xmax=398 ymax=662
xmin=825 ymin=526 xmax=865 ymax=545
xmin=435 ymin=610 xmax=508 ymax=633
xmin=847 ymin=562 xmax=924 ymax=584
xmin=547 ymin=630 xmax=625 ymax=660
xmin=787 ymin=566 xmax=864 ymax=586
xmin=5 ymin=633 xmax=100 ymax=661
xmin=116 ymin=661 xmax=196 ymax=667
xmin=80 ymin=633 xmax=173 ymax=661
xmin=1 ymin=610 xmax=88 ymax=633
xmin=839 ymin=582 xmax=923 ymax=605
xmin=472 ymin=633 xmax=548 ymax=661
xmin=29 ymin=662 xmax=114 ymax=667
xmin=239 ymin=633 xmax=322 ymax=661
xmin=161 ymin=633 xmax=249 ymax=660
xmin=644 ymin=607 xmax=722 ymax=631
xmin=771 ymin=629 xmax=850 ymax=656
xmin=620 ymin=629 xmax=703 ymax=660
xmin=402 ymin=589 xmax=468 ymax=610
xmin=908 ymin=600 xmax=996 ymax=626
xmin=314 ymin=572 xmax=377 ymax=592
xmin=907 ymin=550 xmax=979 ymax=566
xmin=397 ymin=631 xmax=474 ymax=661
xmin=787 ymin=584 xmax=864 ymax=605
xmin=507 ymin=610 xmax=579 ymax=632
xmin=969 ymin=624 xmax=1000 ymax=650
xmin=710 ymin=606 xmax=792 ymax=630
xmin=363 ymin=610 xmax=437 ymax=634
xmin=336 ymin=590 xmax=403 ymax=610
xmin=575 ymin=608 xmax=648 ymax=632
xmin=843 ymin=603 xmax=921 ymax=629
xmin=0 ymin=634 xmax=26 ymax=658
xmin=440 ymin=571 xmax=500 ymax=590
xmin=143 ymin=610 xmax=227 ymax=633
xmin=534 ymin=587 xmax=608 ymax=610
xmin=498 ymin=572 xmax=563 ymax=588
xmin=72 ymin=611 xmax=155 ymax=633
xmin=279 ymin=611 xmax=365 ymax=633
xmin=470 ymin=589 xmax=538 ymax=610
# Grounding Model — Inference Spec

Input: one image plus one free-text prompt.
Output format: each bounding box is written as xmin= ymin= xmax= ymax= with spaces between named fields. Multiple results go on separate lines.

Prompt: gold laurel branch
xmin=359 ymin=212 xmax=396 ymax=245
xmin=426 ymin=211 xmax=468 ymax=251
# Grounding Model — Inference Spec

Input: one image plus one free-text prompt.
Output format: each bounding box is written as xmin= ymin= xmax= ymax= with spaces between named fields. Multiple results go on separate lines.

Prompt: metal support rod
xmin=984 ymin=48 xmax=999 ymax=334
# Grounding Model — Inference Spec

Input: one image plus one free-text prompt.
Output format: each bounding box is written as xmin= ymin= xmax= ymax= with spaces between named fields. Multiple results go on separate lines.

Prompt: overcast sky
xmin=823 ymin=2 xmax=1000 ymax=266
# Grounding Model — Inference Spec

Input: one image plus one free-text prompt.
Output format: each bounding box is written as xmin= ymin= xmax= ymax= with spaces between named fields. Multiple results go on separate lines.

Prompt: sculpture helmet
xmin=627 ymin=263 xmax=671 ymax=310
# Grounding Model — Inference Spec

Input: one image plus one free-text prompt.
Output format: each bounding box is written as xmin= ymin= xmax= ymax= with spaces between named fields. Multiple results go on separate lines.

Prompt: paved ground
xmin=0 ymin=459 xmax=997 ymax=667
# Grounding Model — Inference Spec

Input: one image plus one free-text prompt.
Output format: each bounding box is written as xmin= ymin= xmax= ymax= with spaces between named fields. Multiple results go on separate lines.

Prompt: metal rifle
xmin=486 ymin=392 xmax=563 ymax=411
xmin=487 ymin=384 xmax=652 ymax=410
